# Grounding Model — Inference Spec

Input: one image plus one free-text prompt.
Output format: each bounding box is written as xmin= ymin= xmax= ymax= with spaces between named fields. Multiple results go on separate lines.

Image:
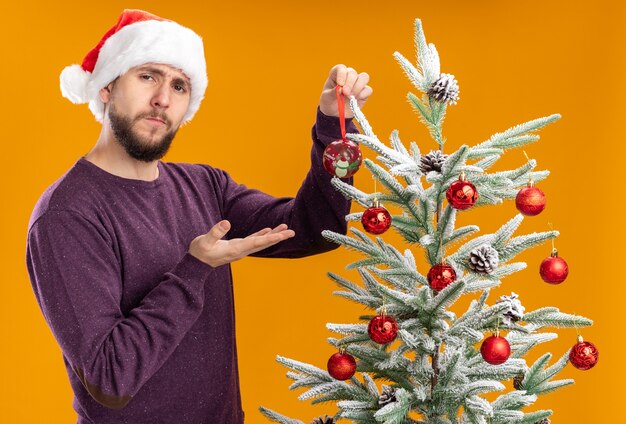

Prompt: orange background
xmin=1 ymin=1 xmax=624 ymax=422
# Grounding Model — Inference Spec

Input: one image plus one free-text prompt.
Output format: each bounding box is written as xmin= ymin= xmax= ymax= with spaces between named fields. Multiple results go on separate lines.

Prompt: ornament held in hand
xmin=427 ymin=263 xmax=457 ymax=292
xmin=480 ymin=334 xmax=511 ymax=365
xmin=569 ymin=336 xmax=599 ymax=370
xmin=361 ymin=201 xmax=392 ymax=234
xmin=322 ymin=139 xmax=362 ymax=178
xmin=516 ymin=180 xmax=546 ymax=216
xmin=327 ymin=350 xmax=356 ymax=380
xmin=539 ymin=248 xmax=569 ymax=284
xmin=368 ymin=314 xmax=398 ymax=344
xmin=446 ymin=172 xmax=478 ymax=210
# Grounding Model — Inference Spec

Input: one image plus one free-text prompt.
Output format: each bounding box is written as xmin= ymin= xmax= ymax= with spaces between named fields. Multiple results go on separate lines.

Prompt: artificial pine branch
xmin=522 ymin=309 xmax=593 ymax=328
xmin=473 ymin=115 xmax=561 ymax=151
xmin=327 ymin=272 xmax=370 ymax=297
xmin=466 ymin=148 xmax=504 ymax=160
xmin=508 ymin=333 xmax=558 ymax=358
xmin=413 ymin=19 xmax=440 ymax=89
xmin=331 ymin=177 xmax=375 ymax=208
xmin=518 ymin=410 xmax=553 ymax=424
xmin=393 ymin=51 xmax=425 ymax=91
xmin=259 ymin=407 xmax=304 ymax=424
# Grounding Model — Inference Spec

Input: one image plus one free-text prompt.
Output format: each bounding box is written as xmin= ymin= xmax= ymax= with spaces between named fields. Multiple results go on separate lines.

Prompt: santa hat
xmin=60 ymin=9 xmax=207 ymax=123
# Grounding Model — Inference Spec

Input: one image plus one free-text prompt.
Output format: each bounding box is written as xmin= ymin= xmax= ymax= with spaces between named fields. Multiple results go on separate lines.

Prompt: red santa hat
xmin=60 ymin=9 xmax=208 ymax=123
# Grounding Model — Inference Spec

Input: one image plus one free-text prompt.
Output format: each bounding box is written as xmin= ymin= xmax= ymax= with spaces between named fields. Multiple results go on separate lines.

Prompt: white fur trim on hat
xmin=60 ymin=19 xmax=207 ymax=124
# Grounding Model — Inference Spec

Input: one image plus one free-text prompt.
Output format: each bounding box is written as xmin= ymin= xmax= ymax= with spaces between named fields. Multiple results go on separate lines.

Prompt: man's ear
xmin=99 ymin=82 xmax=115 ymax=103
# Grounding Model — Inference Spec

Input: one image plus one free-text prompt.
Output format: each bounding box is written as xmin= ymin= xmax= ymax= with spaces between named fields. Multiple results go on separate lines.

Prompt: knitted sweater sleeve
xmin=219 ymin=107 xmax=358 ymax=258
xmin=26 ymin=209 xmax=213 ymax=410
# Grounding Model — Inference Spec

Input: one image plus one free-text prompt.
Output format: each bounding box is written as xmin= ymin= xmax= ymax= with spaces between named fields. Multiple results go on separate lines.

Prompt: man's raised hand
xmin=189 ymin=220 xmax=295 ymax=267
xmin=319 ymin=64 xmax=373 ymax=119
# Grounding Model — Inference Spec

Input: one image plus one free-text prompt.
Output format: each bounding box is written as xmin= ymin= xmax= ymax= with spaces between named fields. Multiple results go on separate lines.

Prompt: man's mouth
xmin=144 ymin=116 xmax=167 ymax=126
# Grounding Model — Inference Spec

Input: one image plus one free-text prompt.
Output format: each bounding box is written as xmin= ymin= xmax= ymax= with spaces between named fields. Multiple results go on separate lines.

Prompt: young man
xmin=25 ymin=9 xmax=372 ymax=424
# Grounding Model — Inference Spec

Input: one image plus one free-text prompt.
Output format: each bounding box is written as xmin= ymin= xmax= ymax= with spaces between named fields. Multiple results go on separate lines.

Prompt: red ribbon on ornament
xmin=335 ymin=84 xmax=346 ymax=142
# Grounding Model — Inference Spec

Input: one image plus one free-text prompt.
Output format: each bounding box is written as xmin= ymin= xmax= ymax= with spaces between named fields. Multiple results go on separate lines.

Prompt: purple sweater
xmin=26 ymin=108 xmax=356 ymax=423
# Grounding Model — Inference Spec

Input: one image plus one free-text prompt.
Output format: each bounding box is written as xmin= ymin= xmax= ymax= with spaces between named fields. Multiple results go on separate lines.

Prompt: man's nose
xmin=151 ymin=84 xmax=170 ymax=109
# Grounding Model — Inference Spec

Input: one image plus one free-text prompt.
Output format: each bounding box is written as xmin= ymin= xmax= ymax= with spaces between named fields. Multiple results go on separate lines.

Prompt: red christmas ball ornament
xmin=322 ymin=140 xmax=362 ymax=178
xmin=427 ymin=263 xmax=457 ymax=292
xmin=446 ymin=172 xmax=478 ymax=210
xmin=480 ymin=334 xmax=511 ymax=365
xmin=327 ymin=350 xmax=357 ymax=380
xmin=539 ymin=248 xmax=569 ymax=284
xmin=361 ymin=201 xmax=392 ymax=235
xmin=515 ymin=180 xmax=546 ymax=216
xmin=569 ymin=336 xmax=599 ymax=370
xmin=368 ymin=314 xmax=399 ymax=344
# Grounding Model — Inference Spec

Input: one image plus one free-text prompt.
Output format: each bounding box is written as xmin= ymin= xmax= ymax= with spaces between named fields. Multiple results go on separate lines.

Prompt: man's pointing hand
xmin=189 ymin=221 xmax=295 ymax=267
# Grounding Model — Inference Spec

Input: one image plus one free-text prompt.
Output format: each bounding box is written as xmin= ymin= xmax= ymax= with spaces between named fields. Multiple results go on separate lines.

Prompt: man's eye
xmin=140 ymin=74 xmax=154 ymax=81
xmin=174 ymin=84 xmax=187 ymax=93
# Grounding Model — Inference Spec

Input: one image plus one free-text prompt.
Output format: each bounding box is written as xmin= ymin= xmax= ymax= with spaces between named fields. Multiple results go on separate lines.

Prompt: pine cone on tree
xmin=378 ymin=385 xmax=397 ymax=406
xmin=513 ymin=373 xmax=525 ymax=390
xmin=497 ymin=292 xmax=526 ymax=326
xmin=535 ymin=419 xmax=550 ymax=424
xmin=469 ymin=245 xmax=499 ymax=274
xmin=311 ymin=415 xmax=334 ymax=424
xmin=427 ymin=73 xmax=460 ymax=105
xmin=420 ymin=150 xmax=449 ymax=174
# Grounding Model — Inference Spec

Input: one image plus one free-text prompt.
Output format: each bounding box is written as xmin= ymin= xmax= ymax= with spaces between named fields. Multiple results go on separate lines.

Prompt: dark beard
xmin=109 ymin=103 xmax=178 ymax=162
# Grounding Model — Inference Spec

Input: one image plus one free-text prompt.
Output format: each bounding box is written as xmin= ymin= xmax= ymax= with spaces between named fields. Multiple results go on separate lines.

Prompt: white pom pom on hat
xmin=60 ymin=64 xmax=91 ymax=103
xmin=59 ymin=9 xmax=208 ymax=123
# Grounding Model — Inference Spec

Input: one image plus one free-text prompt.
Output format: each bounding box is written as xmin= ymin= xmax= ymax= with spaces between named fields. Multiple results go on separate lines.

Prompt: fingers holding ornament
xmin=321 ymin=64 xmax=371 ymax=117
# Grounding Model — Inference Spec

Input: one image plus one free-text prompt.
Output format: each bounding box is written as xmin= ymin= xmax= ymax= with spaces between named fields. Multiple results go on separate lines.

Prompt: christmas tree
xmin=260 ymin=19 xmax=597 ymax=424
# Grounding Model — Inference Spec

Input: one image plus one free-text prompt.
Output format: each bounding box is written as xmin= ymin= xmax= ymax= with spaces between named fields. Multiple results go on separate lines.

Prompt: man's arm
xmin=26 ymin=210 xmax=213 ymax=409
xmin=198 ymin=107 xmax=355 ymax=258
xmin=189 ymin=65 xmax=373 ymax=260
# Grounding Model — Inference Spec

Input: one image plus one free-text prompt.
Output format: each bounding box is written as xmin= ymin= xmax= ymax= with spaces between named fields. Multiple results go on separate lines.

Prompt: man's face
xmin=102 ymin=63 xmax=192 ymax=162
